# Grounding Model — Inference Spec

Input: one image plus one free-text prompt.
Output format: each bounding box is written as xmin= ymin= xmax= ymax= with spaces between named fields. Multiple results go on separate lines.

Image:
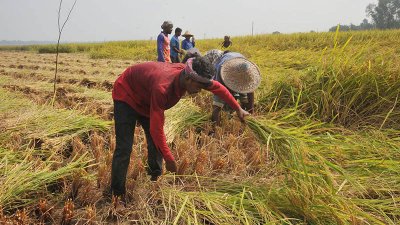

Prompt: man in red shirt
xmin=111 ymin=56 xmax=249 ymax=197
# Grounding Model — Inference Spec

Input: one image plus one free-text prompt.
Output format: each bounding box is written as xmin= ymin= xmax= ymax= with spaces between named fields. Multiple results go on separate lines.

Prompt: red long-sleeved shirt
xmin=112 ymin=62 xmax=240 ymax=161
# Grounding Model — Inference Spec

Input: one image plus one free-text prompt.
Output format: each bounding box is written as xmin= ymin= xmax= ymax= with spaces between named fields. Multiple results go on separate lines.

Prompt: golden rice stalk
xmin=38 ymin=199 xmax=52 ymax=223
xmin=61 ymin=199 xmax=74 ymax=225
xmin=212 ymin=158 xmax=226 ymax=171
xmin=14 ymin=209 xmax=29 ymax=224
xmin=84 ymin=205 xmax=96 ymax=225
xmin=195 ymin=151 xmax=208 ymax=175
xmin=164 ymin=98 xmax=208 ymax=143
xmin=178 ymin=157 xmax=190 ymax=175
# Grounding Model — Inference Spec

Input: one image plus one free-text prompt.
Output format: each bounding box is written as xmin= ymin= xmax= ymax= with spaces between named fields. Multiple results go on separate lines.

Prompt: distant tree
xmin=329 ymin=19 xmax=374 ymax=32
xmin=329 ymin=24 xmax=351 ymax=32
xmin=360 ymin=18 xmax=375 ymax=30
xmin=272 ymin=31 xmax=281 ymax=34
xmin=366 ymin=0 xmax=400 ymax=29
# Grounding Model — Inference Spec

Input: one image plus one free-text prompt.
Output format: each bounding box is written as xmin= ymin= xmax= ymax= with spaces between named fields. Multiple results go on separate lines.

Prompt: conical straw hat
xmin=220 ymin=58 xmax=261 ymax=93
xmin=182 ymin=31 xmax=194 ymax=37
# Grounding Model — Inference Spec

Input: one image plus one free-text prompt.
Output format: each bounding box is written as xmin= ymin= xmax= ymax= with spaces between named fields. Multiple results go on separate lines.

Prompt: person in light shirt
xmin=181 ymin=30 xmax=195 ymax=50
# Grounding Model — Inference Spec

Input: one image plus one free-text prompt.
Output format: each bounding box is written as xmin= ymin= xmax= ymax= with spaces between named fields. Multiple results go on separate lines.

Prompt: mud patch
xmin=80 ymin=78 xmax=97 ymax=88
xmin=3 ymin=84 xmax=40 ymax=95
xmin=101 ymin=80 xmax=113 ymax=91
xmin=67 ymin=78 xmax=79 ymax=84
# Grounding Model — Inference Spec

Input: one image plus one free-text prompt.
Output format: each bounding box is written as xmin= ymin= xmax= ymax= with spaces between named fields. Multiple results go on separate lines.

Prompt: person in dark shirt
xmin=170 ymin=27 xmax=183 ymax=63
xmin=111 ymin=56 xmax=249 ymax=198
xmin=221 ymin=35 xmax=232 ymax=48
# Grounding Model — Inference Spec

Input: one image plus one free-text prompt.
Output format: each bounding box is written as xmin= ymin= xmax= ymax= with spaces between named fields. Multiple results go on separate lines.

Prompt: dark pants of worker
xmin=171 ymin=55 xmax=180 ymax=63
xmin=111 ymin=100 xmax=163 ymax=196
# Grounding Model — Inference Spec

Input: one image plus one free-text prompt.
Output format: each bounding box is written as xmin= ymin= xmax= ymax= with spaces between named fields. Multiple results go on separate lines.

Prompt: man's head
xmin=182 ymin=56 xmax=215 ymax=94
xmin=161 ymin=21 xmax=173 ymax=34
xmin=224 ymin=35 xmax=230 ymax=41
xmin=175 ymin=27 xmax=182 ymax=37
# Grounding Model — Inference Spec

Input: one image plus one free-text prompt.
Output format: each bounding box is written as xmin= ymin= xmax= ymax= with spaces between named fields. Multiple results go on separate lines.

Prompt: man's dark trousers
xmin=111 ymin=100 xmax=163 ymax=196
xmin=171 ymin=55 xmax=180 ymax=63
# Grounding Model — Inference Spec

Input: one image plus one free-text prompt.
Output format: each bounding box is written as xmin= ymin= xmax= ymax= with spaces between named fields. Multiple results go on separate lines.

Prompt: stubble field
xmin=0 ymin=30 xmax=399 ymax=224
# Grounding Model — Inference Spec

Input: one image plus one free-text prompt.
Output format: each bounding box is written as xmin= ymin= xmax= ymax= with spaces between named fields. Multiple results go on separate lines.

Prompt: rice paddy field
xmin=0 ymin=29 xmax=399 ymax=224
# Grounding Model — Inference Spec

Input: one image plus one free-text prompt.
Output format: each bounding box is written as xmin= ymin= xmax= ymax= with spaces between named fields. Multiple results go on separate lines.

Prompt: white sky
xmin=0 ymin=0 xmax=375 ymax=42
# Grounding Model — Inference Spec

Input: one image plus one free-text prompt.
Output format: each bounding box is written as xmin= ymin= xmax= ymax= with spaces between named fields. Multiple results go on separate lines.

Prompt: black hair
xmin=175 ymin=27 xmax=182 ymax=33
xmin=192 ymin=56 xmax=215 ymax=80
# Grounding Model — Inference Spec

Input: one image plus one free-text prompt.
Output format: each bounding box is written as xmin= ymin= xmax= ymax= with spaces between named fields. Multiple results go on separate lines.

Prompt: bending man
xmin=111 ymin=56 xmax=249 ymax=197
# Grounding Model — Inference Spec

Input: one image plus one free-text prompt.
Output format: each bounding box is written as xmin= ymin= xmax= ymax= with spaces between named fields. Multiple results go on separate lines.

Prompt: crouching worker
xmin=111 ymin=56 xmax=249 ymax=197
xmin=204 ymin=50 xmax=261 ymax=126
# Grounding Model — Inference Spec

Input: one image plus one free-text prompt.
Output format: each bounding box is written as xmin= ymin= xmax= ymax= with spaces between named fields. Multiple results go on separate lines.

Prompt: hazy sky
xmin=0 ymin=0 xmax=375 ymax=42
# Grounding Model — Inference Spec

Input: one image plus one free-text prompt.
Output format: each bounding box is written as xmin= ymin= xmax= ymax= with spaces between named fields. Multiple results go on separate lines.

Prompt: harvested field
xmin=0 ymin=30 xmax=399 ymax=224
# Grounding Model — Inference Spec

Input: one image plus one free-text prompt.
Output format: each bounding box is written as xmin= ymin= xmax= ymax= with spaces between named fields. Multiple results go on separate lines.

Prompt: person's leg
xmin=111 ymin=101 xmax=137 ymax=196
xmin=212 ymin=95 xmax=225 ymax=126
xmin=171 ymin=55 xmax=180 ymax=63
xmin=138 ymin=116 xmax=163 ymax=181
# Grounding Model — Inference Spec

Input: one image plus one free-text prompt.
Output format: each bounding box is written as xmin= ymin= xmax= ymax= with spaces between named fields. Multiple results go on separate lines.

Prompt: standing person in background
xmin=157 ymin=21 xmax=173 ymax=62
xmin=221 ymin=35 xmax=232 ymax=48
xmin=181 ymin=31 xmax=195 ymax=50
xmin=170 ymin=27 xmax=183 ymax=63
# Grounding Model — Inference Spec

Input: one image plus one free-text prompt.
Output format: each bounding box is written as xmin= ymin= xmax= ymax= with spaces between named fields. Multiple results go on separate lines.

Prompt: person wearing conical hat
xmin=181 ymin=30 xmax=195 ymax=50
xmin=157 ymin=21 xmax=173 ymax=62
xmin=205 ymin=50 xmax=261 ymax=126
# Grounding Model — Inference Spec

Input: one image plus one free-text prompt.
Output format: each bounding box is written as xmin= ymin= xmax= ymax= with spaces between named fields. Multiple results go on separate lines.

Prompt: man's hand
xmin=236 ymin=107 xmax=250 ymax=123
xmin=165 ymin=160 xmax=177 ymax=173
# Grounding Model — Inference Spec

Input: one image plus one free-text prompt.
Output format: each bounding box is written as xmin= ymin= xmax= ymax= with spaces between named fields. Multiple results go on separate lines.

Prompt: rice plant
xmin=164 ymin=98 xmax=208 ymax=143
xmin=0 ymin=147 xmax=93 ymax=210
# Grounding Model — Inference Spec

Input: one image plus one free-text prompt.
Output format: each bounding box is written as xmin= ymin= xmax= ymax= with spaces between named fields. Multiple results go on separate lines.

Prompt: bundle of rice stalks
xmin=0 ymin=147 xmax=93 ymax=210
xmin=150 ymin=177 xmax=286 ymax=225
xmin=155 ymin=174 xmax=384 ymax=225
xmin=245 ymin=110 xmax=326 ymax=154
xmin=244 ymin=111 xmax=399 ymax=224
xmin=0 ymin=88 xmax=111 ymax=150
xmin=164 ymin=98 xmax=208 ymax=143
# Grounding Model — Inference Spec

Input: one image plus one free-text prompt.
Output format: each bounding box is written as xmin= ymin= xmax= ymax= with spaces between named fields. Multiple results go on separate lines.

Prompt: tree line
xmin=329 ymin=0 xmax=400 ymax=31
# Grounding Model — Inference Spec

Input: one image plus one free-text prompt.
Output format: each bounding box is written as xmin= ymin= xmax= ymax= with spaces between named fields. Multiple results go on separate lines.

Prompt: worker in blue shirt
xmin=181 ymin=31 xmax=195 ymax=50
xmin=170 ymin=27 xmax=183 ymax=63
